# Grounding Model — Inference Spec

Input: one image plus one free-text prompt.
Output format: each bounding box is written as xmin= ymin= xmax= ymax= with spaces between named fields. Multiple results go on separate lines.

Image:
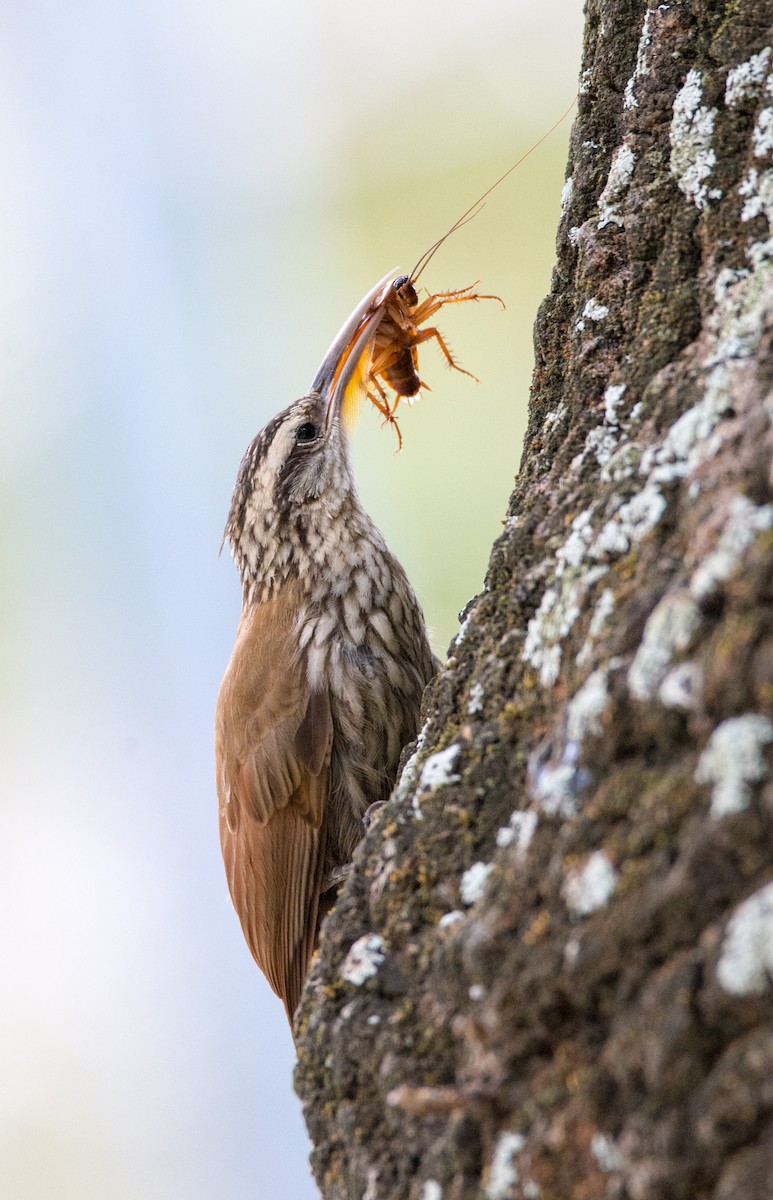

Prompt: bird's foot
xmin=321 ymin=863 xmax=352 ymax=892
xmin=363 ymin=801 xmax=387 ymax=829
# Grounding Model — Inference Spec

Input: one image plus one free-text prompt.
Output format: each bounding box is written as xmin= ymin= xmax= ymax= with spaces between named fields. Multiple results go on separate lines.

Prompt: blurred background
xmin=0 ymin=3 xmax=582 ymax=1197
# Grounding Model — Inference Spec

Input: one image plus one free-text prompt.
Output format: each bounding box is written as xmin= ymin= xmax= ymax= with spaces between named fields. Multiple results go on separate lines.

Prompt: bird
xmin=215 ymin=272 xmax=438 ymax=1023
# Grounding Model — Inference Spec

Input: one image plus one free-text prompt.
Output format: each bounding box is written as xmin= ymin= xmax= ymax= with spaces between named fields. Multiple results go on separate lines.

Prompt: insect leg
xmin=432 ymin=290 xmax=505 ymax=309
xmin=365 ymin=376 xmax=404 ymax=450
xmin=411 ymin=288 xmax=505 ymax=325
xmin=413 ymin=327 xmax=480 ymax=382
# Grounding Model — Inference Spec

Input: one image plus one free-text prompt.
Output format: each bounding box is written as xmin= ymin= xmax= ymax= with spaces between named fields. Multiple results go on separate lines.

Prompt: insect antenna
xmin=410 ymin=95 xmax=577 ymax=286
xmin=410 ymin=207 xmax=487 ymax=285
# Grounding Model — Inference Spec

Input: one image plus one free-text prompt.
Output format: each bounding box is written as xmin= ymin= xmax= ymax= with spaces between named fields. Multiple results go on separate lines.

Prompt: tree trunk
xmin=294 ymin=2 xmax=773 ymax=1197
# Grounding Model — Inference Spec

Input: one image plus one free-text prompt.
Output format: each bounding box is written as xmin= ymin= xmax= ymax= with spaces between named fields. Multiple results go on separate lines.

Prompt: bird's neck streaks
xmin=234 ymin=487 xmax=392 ymax=610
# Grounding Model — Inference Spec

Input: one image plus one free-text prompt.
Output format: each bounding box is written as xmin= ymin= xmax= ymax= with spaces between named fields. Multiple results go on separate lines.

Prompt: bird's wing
xmin=215 ymin=591 xmax=333 ymax=1020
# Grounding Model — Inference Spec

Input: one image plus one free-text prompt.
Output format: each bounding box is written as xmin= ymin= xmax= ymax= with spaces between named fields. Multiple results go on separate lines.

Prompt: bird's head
xmin=223 ymin=271 xmax=391 ymax=595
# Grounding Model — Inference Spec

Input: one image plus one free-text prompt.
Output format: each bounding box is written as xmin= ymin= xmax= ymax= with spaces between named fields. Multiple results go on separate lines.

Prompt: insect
xmin=360 ymin=276 xmax=505 ymax=451
xmin=334 ymin=99 xmax=576 ymax=448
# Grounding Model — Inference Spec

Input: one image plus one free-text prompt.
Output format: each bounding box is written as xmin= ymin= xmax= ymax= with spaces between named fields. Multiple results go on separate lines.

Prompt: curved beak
xmin=311 ymin=269 xmax=396 ymax=422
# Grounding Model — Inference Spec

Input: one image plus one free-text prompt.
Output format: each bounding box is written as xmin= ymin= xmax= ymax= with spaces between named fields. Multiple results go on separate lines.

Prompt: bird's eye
xmin=295 ymin=422 xmax=318 ymax=444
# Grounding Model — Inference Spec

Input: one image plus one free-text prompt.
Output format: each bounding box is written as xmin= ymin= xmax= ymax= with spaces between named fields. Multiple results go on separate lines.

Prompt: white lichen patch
xmin=600 ymin=444 xmax=643 ymax=480
xmin=623 ymin=77 xmax=637 ymax=114
xmin=658 ymin=660 xmax=703 ymax=711
xmin=587 ymin=427 xmax=618 ymax=466
xmin=562 ymin=509 xmax=597 ymax=569
xmin=529 ymin=672 xmax=617 ymax=823
xmin=628 ymin=591 xmax=701 ymax=701
xmin=522 ymin=566 xmax=610 ymax=685
xmin=392 ymin=720 xmax=430 ymax=808
xmin=624 ymin=6 xmax=653 ymax=109
xmin=566 ymin=662 xmax=617 ymax=742
xmin=422 ymin=1181 xmax=443 ymax=1200
xmin=523 ymin=511 xmax=608 ymax=686
xmin=644 ymin=252 xmax=769 ymax=477
xmin=529 ymin=637 xmax=561 ymax=690
xmin=453 ymin=613 xmax=472 ymax=647
xmin=735 ymin=84 xmax=773 ymax=265
xmin=467 ymin=682 xmax=485 ymax=715
xmin=583 ymin=298 xmax=609 ymax=322
xmin=604 ymin=383 xmax=627 ymax=425
xmin=591 ymin=1132 xmax=624 ymax=1173
xmin=542 ymin=402 xmax=568 ymax=431
xmin=753 ymin=105 xmax=773 ymax=159
xmin=530 ymin=740 xmax=589 ymax=819
xmin=670 ymin=68 xmax=719 ymax=210
xmin=695 ymin=714 xmax=773 ymax=817
xmin=561 ymin=177 xmax=574 ymax=212
xmin=418 ymin=745 xmax=462 ymax=793
xmin=572 ymin=427 xmax=619 ymax=472
xmin=713 ymin=266 xmax=772 ymax=396
xmin=563 ymin=850 xmax=618 ymax=916
xmin=486 ymin=1131 xmax=526 ymax=1200
xmin=640 ymin=386 xmax=731 ymax=487
xmin=576 ymin=587 xmax=616 ymax=667
xmin=739 ymin=166 xmax=773 ymax=223
xmin=716 ymin=881 xmax=773 ymax=995
xmin=747 ymin=234 xmax=773 ymax=269
xmin=599 ymin=443 xmax=640 ymax=485
xmin=713 ymin=266 xmax=750 ymax=305
xmin=690 ymin=496 xmax=773 ymax=600
xmin=341 ymin=933 xmax=386 ymax=985
xmin=496 ymin=810 xmax=538 ymax=860
xmin=597 ymin=143 xmax=635 ymax=229
xmin=564 ymin=937 xmax=581 ymax=969
xmin=453 ymin=601 xmax=479 ymax=648
xmin=725 ymin=48 xmax=772 ymax=106
xmin=460 ymin=861 xmax=494 ymax=906
xmin=591 ymin=486 xmax=667 ymax=559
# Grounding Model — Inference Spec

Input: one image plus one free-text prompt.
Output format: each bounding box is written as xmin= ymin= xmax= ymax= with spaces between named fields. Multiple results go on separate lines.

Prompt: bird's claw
xmin=363 ymin=801 xmax=387 ymax=829
xmin=321 ymin=863 xmax=353 ymax=892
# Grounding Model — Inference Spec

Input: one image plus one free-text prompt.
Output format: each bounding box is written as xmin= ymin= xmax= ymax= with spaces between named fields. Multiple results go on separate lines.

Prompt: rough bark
xmin=294 ymin=2 xmax=773 ymax=1197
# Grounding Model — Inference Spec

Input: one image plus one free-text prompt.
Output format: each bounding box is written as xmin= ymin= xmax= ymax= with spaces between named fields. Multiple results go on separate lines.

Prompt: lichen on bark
xmin=295 ymin=2 xmax=773 ymax=1197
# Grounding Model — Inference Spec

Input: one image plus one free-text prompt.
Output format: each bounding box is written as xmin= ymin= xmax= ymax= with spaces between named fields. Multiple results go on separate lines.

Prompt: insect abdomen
xmin=384 ymin=347 xmax=420 ymax=398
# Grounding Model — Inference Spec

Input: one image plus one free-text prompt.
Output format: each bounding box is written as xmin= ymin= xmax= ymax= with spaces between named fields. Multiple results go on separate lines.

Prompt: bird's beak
xmin=311 ymin=269 xmax=395 ymax=426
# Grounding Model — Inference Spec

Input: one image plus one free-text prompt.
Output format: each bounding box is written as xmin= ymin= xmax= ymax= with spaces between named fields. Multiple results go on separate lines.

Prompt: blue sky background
xmin=0 ymin=3 xmax=582 ymax=1197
